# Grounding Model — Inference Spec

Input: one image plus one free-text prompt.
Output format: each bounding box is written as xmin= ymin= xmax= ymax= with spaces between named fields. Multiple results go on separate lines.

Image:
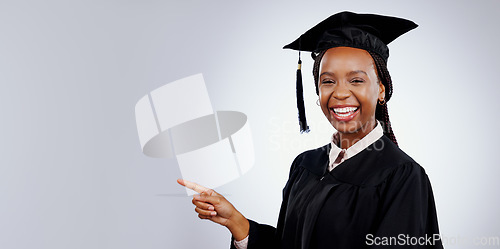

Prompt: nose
xmin=332 ymin=81 xmax=350 ymax=100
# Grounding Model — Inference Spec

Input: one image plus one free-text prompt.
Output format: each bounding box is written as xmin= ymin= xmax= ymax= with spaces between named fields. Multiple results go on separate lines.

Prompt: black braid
xmin=368 ymin=51 xmax=398 ymax=146
xmin=312 ymin=49 xmax=398 ymax=146
xmin=312 ymin=50 xmax=327 ymax=95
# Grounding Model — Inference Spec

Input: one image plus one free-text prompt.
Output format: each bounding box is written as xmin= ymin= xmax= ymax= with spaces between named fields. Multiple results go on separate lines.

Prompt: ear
xmin=378 ymin=82 xmax=386 ymax=101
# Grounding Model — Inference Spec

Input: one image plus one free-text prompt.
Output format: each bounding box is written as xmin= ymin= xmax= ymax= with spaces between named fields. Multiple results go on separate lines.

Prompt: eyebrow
xmin=347 ymin=70 xmax=368 ymax=76
xmin=320 ymin=72 xmax=335 ymax=77
xmin=320 ymin=70 xmax=368 ymax=78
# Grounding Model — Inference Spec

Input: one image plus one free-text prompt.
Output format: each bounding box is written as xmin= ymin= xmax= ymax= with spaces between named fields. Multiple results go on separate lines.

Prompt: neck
xmin=338 ymin=120 xmax=377 ymax=149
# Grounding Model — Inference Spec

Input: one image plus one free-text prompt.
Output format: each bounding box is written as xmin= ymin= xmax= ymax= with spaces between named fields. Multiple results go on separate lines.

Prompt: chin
xmin=331 ymin=120 xmax=363 ymax=134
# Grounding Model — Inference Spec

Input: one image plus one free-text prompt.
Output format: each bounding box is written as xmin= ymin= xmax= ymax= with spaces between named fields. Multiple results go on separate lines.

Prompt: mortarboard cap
xmin=284 ymin=11 xmax=417 ymax=133
xmin=284 ymin=11 xmax=418 ymax=61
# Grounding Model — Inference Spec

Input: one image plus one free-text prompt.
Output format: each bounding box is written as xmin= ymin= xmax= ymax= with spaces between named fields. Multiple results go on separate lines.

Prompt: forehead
xmin=320 ymin=47 xmax=375 ymax=72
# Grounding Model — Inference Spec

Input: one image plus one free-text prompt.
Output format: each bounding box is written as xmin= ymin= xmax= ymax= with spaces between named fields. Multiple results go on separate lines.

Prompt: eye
xmin=321 ymin=79 xmax=335 ymax=85
xmin=350 ymin=78 xmax=365 ymax=84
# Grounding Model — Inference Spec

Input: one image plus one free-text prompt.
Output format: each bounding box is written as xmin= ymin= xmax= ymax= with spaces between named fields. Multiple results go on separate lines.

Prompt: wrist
xmin=227 ymin=211 xmax=249 ymax=241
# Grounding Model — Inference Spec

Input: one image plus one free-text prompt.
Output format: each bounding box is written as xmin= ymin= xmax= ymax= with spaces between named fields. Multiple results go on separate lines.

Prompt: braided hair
xmin=312 ymin=49 xmax=398 ymax=146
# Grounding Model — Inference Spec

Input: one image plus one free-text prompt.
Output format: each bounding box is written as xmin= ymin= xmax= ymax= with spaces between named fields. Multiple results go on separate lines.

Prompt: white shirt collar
xmin=328 ymin=121 xmax=384 ymax=171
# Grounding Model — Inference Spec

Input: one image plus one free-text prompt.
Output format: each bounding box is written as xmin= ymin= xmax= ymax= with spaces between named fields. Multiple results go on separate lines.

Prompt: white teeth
xmin=335 ymin=112 xmax=352 ymax=117
xmin=332 ymin=107 xmax=358 ymax=115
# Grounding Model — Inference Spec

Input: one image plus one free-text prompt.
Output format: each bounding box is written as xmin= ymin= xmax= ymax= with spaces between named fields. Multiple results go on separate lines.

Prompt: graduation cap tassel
xmin=296 ymin=52 xmax=310 ymax=133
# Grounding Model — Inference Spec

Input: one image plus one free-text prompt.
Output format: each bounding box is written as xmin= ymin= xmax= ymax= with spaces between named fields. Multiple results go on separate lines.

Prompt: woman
xmin=178 ymin=11 xmax=443 ymax=249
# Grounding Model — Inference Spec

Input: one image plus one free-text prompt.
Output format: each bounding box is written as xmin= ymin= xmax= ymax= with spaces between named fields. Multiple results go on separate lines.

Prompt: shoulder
xmin=374 ymin=136 xmax=429 ymax=184
xmin=292 ymin=143 xmax=330 ymax=165
xmin=375 ymin=136 xmax=416 ymax=167
xmin=340 ymin=136 xmax=428 ymax=186
xmin=289 ymin=144 xmax=330 ymax=177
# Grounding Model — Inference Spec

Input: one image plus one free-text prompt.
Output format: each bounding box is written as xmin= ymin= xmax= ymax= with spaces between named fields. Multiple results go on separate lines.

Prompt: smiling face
xmin=318 ymin=47 xmax=385 ymax=142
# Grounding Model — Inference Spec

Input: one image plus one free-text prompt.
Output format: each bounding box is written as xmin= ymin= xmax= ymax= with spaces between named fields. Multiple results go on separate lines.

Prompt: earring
xmin=316 ymin=99 xmax=320 ymax=106
xmin=378 ymin=98 xmax=386 ymax=105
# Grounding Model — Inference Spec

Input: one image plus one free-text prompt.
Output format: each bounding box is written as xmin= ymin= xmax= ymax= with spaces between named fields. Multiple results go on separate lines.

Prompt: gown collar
xmin=328 ymin=121 xmax=384 ymax=171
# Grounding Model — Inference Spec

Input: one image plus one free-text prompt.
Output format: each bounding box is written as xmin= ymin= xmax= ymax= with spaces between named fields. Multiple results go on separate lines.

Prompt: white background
xmin=1 ymin=0 xmax=499 ymax=248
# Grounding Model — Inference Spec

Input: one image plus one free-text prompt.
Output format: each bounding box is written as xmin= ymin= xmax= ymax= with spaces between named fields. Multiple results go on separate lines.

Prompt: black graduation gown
xmin=230 ymin=136 xmax=443 ymax=249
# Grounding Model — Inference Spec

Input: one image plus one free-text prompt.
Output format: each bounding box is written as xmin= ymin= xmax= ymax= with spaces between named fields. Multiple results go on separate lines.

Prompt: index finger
xmin=177 ymin=179 xmax=210 ymax=194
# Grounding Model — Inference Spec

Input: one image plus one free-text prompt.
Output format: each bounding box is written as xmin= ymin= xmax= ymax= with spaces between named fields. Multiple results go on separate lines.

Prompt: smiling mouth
xmin=330 ymin=106 xmax=359 ymax=121
xmin=332 ymin=107 xmax=358 ymax=116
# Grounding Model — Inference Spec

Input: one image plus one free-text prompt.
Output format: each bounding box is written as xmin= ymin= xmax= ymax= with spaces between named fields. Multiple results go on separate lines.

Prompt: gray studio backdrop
xmin=1 ymin=0 xmax=499 ymax=248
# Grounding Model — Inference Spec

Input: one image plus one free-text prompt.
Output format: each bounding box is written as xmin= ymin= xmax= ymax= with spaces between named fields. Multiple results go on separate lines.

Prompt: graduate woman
xmin=178 ymin=11 xmax=443 ymax=249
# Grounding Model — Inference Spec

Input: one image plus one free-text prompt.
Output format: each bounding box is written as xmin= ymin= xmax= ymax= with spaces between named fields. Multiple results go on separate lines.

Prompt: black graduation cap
xmin=284 ymin=11 xmax=417 ymax=133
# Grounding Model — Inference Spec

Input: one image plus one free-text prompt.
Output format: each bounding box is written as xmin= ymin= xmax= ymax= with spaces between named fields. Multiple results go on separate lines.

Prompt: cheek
xmin=318 ymin=88 xmax=331 ymax=105
xmin=364 ymin=95 xmax=378 ymax=110
xmin=319 ymin=90 xmax=327 ymax=101
xmin=318 ymin=88 xmax=331 ymax=113
xmin=357 ymin=86 xmax=379 ymax=111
